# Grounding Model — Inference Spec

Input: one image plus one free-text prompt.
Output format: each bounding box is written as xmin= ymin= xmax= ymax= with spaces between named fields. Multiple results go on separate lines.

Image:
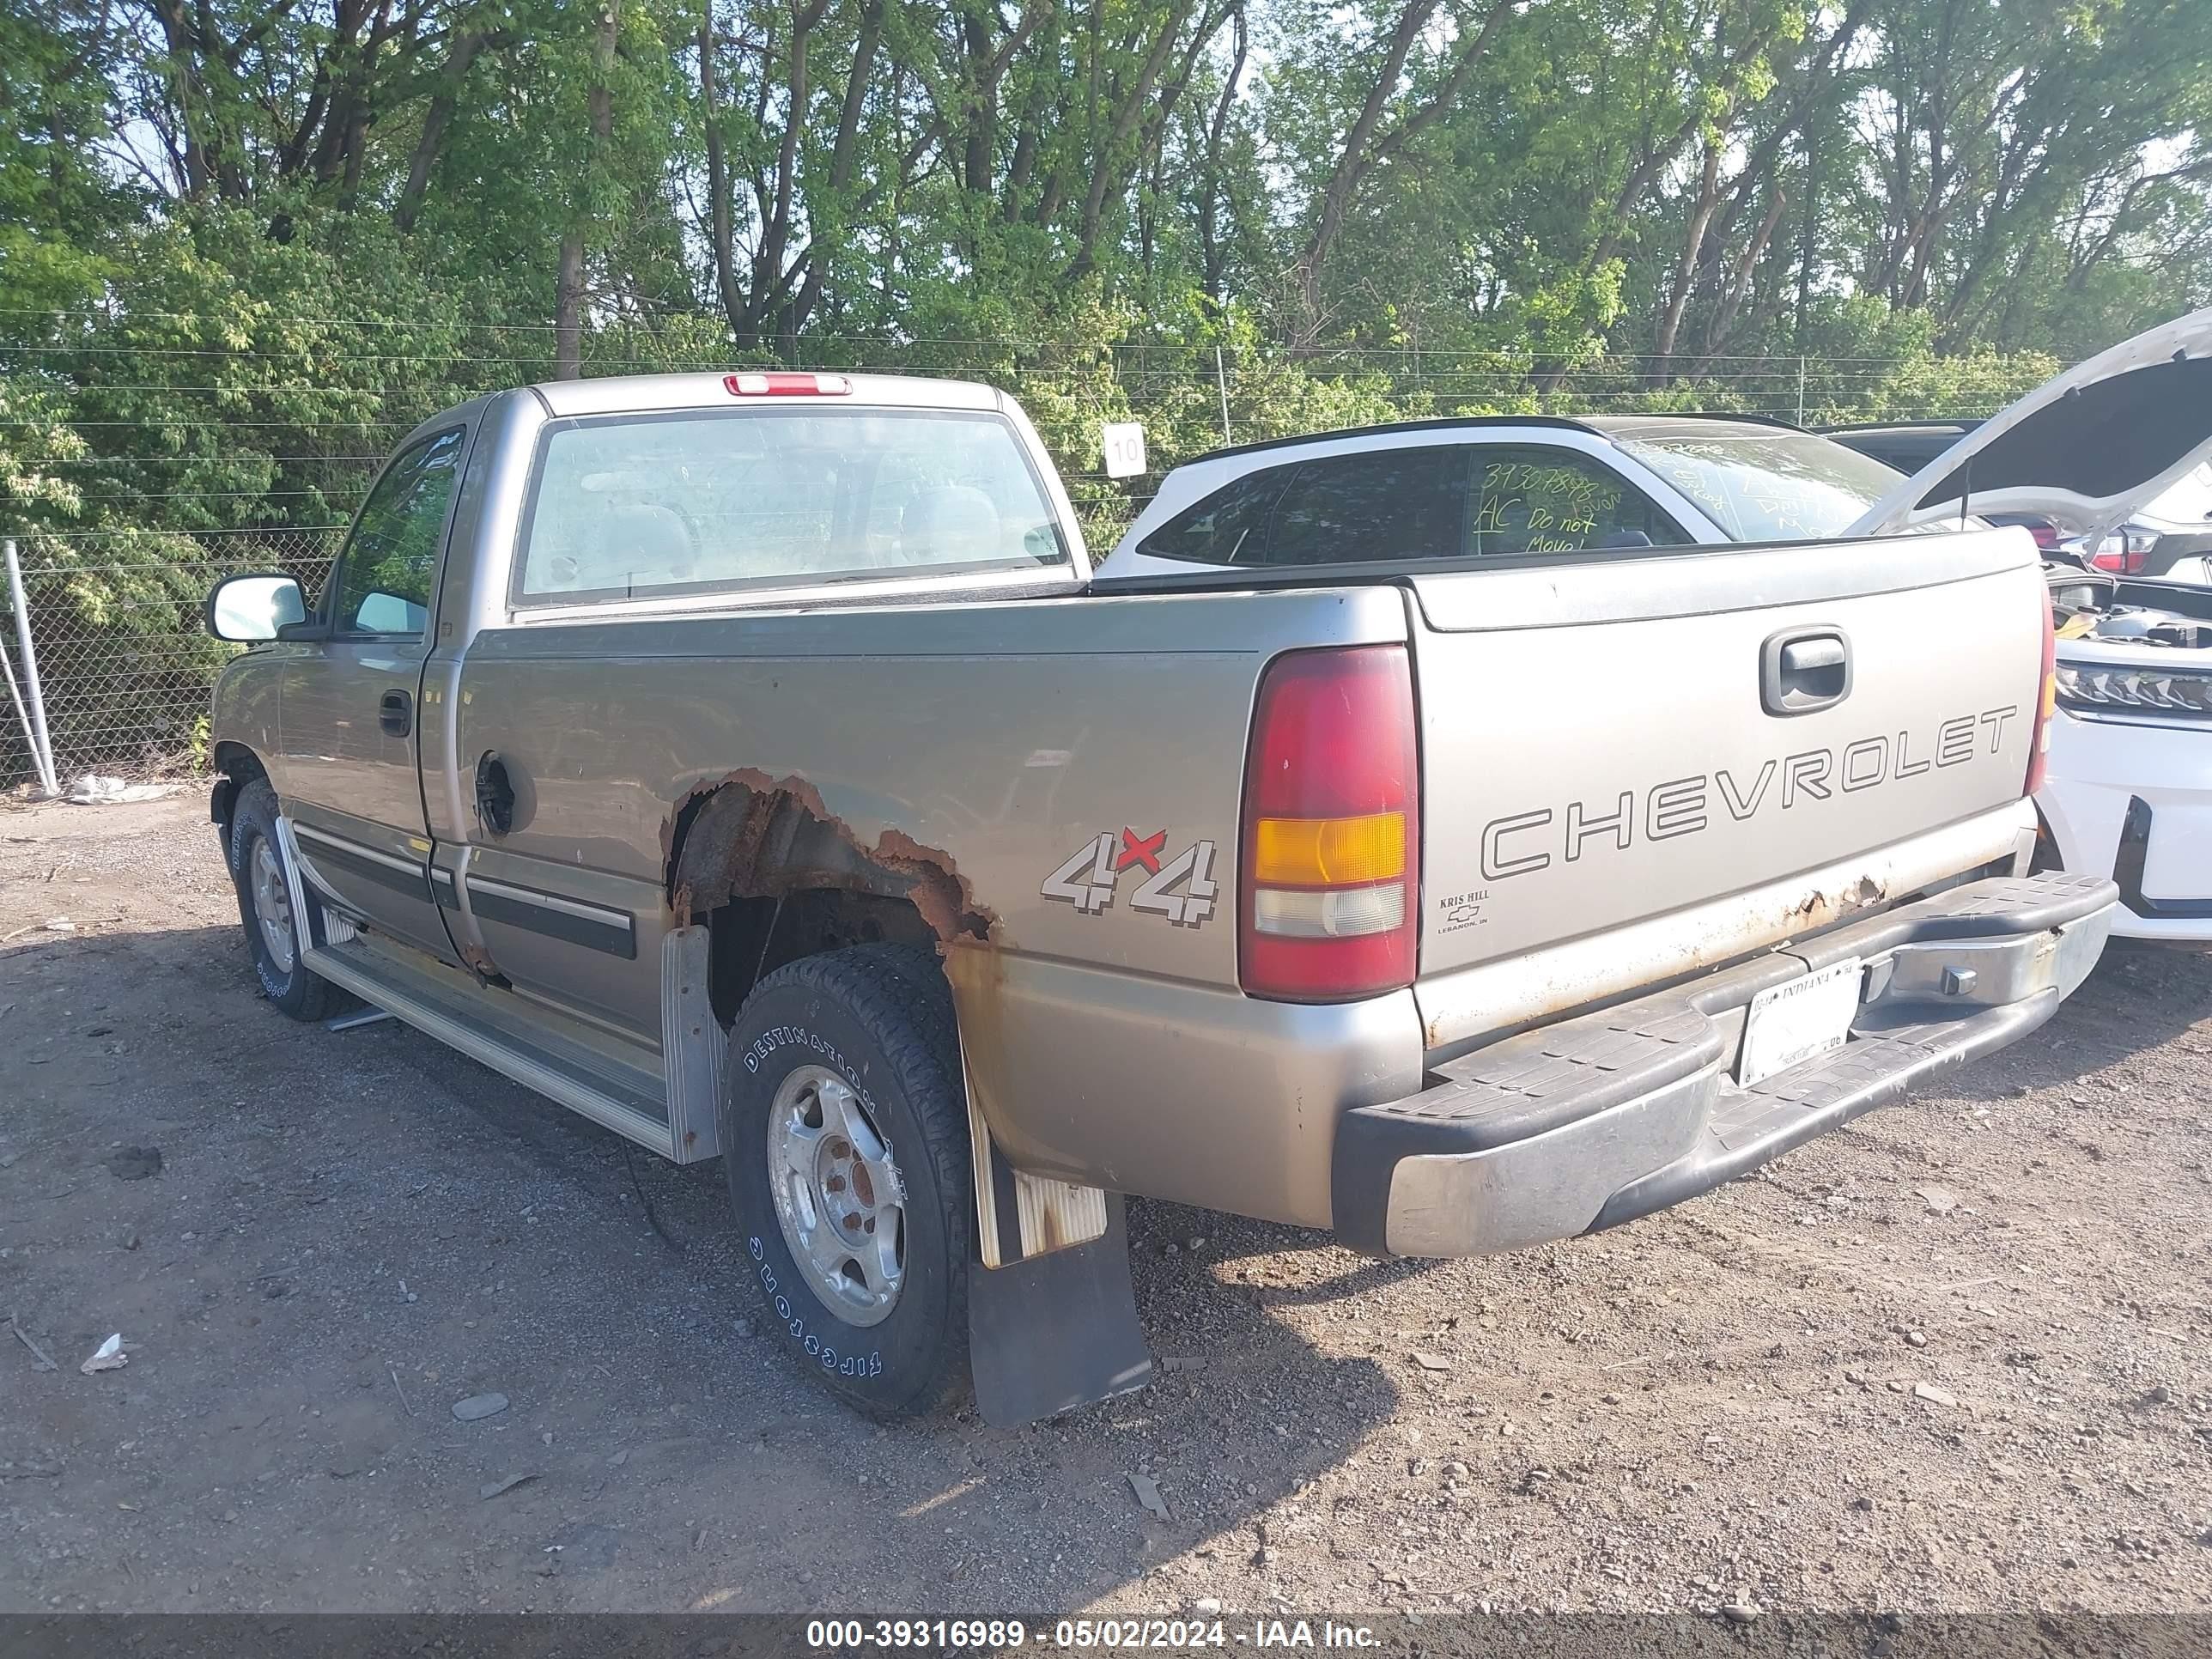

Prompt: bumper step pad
xmin=1391 ymin=1007 xmax=1721 ymax=1148
xmin=1357 ymin=1006 xmax=1723 ymax=1160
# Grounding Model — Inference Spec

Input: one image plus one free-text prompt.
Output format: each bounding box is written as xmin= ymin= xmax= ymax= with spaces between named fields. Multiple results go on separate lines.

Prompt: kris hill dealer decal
xmin=1042 ymin=829 xmax=1218 ymax=928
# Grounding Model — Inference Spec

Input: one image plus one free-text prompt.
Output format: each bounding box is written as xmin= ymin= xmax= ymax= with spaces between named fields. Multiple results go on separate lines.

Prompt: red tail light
xmin=2026 ymin=585 xmax=2057 ymax=797
xmin=2086 ymin=531 xmax=2151 ymax=574
xmin=1239 ymin=645 xmax=1419 ymax=1001
xmin=723 ymin=371 xmax=852 ymax=397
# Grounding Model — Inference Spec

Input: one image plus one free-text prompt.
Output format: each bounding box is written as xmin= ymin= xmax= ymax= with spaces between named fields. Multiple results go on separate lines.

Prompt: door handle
xmin=378 ymin=689 xmax=413 ymax=737
xmin=1760 ymin=628 xmax=1851 ymax=716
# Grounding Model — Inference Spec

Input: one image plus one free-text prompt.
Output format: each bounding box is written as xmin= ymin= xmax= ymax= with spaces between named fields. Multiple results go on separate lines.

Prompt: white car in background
xmin=1101 ymin=307 xmax=2212 ymax=941
xmin=2078 ymin=461 xmax=2212 ymax=583
xmin=1845 ymin=311 xmax=2212 ymax=940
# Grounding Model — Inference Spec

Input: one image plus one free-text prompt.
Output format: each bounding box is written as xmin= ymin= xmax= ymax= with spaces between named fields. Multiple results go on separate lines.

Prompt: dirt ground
xmin=3 ymin=793 xmax=2209 ymax=1620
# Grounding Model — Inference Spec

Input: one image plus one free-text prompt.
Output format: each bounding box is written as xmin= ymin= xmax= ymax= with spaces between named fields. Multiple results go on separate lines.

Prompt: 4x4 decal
xmin=1042 ymin=829 xmax=1219 ymax=928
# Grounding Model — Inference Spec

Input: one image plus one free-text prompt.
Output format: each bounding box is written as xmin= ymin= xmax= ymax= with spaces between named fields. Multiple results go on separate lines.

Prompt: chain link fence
xmin=4 ymin=530 xmax=339 ymax=788
xmin=2 ymin=344 xmax=2042 ymax=791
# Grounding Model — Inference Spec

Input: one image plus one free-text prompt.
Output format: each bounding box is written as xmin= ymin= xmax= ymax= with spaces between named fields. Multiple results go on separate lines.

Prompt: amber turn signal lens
xmin=1250 ymin=812 xmax=1407 ymax=887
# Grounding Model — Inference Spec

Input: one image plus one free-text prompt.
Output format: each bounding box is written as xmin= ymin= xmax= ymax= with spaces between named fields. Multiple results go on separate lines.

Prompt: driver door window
xmin=328 ymin=427 xmax=465 ymax=635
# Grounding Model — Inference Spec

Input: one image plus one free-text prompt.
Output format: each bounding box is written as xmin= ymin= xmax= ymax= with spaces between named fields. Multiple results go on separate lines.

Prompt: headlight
xmin=2056 ymin=661 xmax=2212 ymax=715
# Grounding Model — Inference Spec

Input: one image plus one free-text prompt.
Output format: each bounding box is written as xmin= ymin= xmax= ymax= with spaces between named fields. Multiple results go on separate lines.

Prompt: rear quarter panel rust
xmin=662 ymin=765 xmax=991 ymax=940
xmin=450 ymin=589 xmax=1411 ymax=1120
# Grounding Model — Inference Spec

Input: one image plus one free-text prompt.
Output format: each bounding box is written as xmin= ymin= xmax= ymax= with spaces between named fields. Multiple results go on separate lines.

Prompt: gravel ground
xmin=2 ymin=795 xmax=2209 ymax=1619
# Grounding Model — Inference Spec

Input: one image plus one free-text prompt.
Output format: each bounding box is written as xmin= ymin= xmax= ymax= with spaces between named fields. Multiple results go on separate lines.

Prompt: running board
xmin=301 ymin=933 xmax=678 ymax=1161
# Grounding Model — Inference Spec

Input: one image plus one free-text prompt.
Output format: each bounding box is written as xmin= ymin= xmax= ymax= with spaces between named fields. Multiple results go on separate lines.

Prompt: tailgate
xmin=1409 ymin=527 xmax=2045 ymax=979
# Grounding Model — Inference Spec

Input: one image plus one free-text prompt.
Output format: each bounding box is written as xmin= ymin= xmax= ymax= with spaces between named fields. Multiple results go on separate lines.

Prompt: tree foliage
xmin=0 ymin=0 xmax=2205 ymax=541
xmin=3 ymin=0 xmax=2206 ymax=775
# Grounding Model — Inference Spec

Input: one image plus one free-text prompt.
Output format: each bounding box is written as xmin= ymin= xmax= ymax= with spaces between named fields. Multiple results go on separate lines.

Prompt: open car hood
xmin=1844 ymin=307 xmax=2212 ymax=542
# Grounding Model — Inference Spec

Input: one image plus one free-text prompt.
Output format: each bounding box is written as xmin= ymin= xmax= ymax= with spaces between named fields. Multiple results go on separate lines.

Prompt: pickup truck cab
xmin=205 ymin=369 xmax=2117 ymax=1423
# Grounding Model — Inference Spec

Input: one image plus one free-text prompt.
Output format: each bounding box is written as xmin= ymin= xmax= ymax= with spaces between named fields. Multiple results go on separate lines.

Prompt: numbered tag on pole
xmin=1101 ymin=422 xmax=1148 ymax=480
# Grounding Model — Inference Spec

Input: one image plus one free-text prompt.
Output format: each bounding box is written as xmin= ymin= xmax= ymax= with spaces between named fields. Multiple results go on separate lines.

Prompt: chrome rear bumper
xmin=1331 ymin=873 xmax=2118 ymax=1257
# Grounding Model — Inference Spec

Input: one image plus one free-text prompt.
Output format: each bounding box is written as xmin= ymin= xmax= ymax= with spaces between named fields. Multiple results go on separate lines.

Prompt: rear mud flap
xmin=969 ymin=1194 xmax=1152 ymax=1427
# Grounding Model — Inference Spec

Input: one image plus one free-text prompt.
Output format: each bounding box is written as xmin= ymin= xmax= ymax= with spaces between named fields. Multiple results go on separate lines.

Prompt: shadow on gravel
xmin=1124 ymin=1200 xmax=1450 ymax=1310
xmin=1947 ymin=938 xmax=2212 ymax=1100
xmin=2 ymin=922 xmax=1402 ymax=1613
xmin=15 ymin=899 xmax=2209 ymax=1613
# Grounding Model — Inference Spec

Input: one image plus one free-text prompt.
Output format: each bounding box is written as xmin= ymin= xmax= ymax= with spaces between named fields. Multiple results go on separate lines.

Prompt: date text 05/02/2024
xmin=804 ymin=1620 xmax=1382 ymax=1650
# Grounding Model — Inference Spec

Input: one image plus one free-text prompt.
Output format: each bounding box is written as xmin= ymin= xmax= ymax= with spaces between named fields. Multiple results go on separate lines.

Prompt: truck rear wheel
xmin=720 ymin=945 xmax=973 ymax=1418
xmin=227 ymin=780 xmax=337 ymax=1023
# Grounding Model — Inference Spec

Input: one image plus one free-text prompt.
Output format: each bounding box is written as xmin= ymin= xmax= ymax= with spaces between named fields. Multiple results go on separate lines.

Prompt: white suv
xmin=1097 ymin=413 xmax=1911 ymax=580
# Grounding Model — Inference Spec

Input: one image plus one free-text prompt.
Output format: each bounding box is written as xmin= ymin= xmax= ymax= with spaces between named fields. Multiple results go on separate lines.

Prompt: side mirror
xmin=206 ymin=573 xmax=307 ymax=642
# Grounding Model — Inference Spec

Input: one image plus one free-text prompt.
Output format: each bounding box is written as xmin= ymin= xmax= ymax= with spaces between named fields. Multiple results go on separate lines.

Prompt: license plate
xmin=1736 ymin=957 xmax=1863 ymax=1086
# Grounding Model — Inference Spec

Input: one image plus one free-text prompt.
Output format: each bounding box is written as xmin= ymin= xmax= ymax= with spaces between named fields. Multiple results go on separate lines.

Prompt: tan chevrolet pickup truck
xmin=203 ymin=369 xmax=2115 ymax=1423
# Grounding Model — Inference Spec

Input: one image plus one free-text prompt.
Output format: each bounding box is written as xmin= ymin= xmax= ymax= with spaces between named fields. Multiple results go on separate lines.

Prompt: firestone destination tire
xmin=227 ymin=779 xmax=337 ymax=1023
xmin=720 ymin=945 xmax=974 ymax=1418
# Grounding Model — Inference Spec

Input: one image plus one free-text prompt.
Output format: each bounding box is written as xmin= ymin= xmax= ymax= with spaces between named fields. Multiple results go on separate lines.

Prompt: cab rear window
xmin=514 ymin=407 xmax=1066 ymax=604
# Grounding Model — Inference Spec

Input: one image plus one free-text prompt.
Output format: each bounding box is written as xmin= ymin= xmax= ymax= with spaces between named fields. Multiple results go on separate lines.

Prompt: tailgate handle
xmin=1762 ymin=629 xmax=1850 ymax=716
